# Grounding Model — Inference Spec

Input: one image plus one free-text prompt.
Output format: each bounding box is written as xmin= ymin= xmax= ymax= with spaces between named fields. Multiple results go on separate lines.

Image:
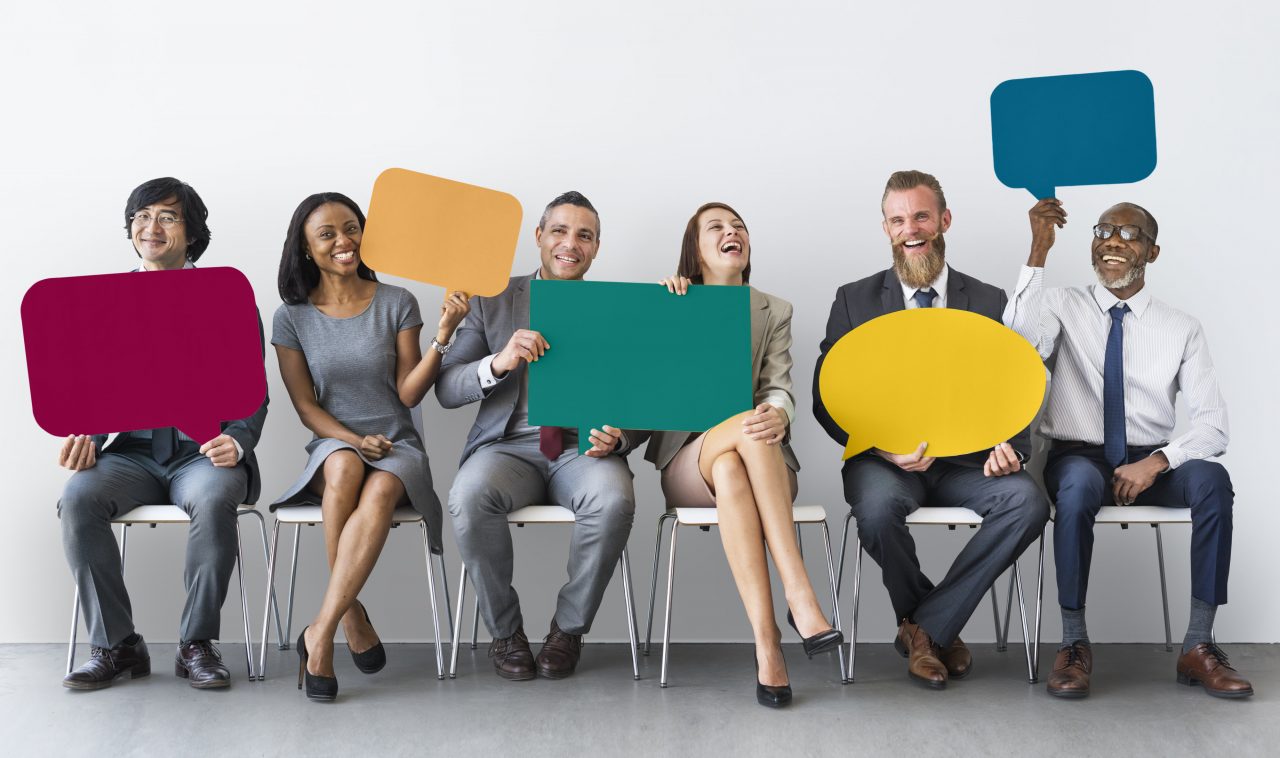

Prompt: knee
xmin=323 ymin=450 xmax=365 ymax=490
xmin=1182 ymin=461 xmax=1233 ymax=517
xmin=447 ymin=476 xmax=505 ymax=524
xmin=848 ymin=493 xmax=913 ymax=538
xmin=58 ymin=475 xmax=109 ymax=527
xmin=580 ymin=487 xmax=636 ymax=528
xmin=995 ymin=476 xmax=1050 ymax=532
xmin=710 ymin=451 xmax=749 ymax=497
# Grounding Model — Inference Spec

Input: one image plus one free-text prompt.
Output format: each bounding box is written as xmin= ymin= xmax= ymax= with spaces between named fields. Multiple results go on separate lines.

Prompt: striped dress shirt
xmin=1002 ymin=266 xmax=1229 ymax=470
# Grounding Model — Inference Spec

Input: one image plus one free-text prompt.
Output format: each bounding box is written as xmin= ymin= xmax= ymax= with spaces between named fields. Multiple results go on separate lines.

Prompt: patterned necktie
xmin=151 ymin=427 xmax=177 ymax=464
xmin=912 ymin=288 xmax=937 ymax=309
xmin=1103 ymin=304 xmax=1131 ymax=467
xmin=539 ymin=426 xmax=565 ymax=460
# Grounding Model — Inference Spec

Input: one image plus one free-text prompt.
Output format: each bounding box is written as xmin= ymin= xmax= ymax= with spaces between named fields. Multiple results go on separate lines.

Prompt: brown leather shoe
xmin=1046 ymin=642 xmax=1092 ymax=698
xmin=489 ymin=626 xmax=536 ymax=681
xmin=1177 ymin=643 xmax=1254 ymax=698
xmin=536 ymin=620 xmax=584 ymax=680
xmin=894 ymin=620 xmax=947 ymax=689
xmin=175 ymin=640 xmax=230 ymax=689
xmin=940 ymin=637 xmax=972 ymax=679
xmin=62 ymin=635 xmax=151 ymax=690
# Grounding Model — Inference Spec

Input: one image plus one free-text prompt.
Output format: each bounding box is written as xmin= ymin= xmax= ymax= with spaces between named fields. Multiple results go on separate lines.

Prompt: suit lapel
xmin=946 ymin=266 xmax=969 ymax=312
xmin=513 ymin=273 xmax=532 ymax=335
xmin=880 ymin=268 xmax=906 ymax=315
xmin=749 ymin=286 xmax=769 ymax=357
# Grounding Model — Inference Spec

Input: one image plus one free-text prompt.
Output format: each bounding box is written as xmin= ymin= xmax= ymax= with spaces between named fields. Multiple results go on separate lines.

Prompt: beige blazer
xmin=643 ymin=285 xmax=801 ymax=473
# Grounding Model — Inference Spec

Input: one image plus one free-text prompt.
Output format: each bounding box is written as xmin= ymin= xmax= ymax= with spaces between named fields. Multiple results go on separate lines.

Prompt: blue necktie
xmin=152 ymin=427 xmax=176 ymax=464
xmin=1103 ymin=304 xmax=1130 ymax=467
xmin=912 ymin=288 xmax=936 ymax=309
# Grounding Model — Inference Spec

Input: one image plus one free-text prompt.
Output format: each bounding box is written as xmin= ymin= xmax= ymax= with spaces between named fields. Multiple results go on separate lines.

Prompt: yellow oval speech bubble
xmin=818 ymin=308 xmax=1045 ymax=460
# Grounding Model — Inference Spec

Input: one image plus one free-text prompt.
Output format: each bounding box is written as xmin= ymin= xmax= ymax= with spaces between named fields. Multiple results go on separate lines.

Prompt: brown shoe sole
xmin=1046 ymin=683 xmax=1090 ymax=699
xmin=1177 ymin=672 xmax=1254 ymax=698
xmin=62 ymin=661 xmax=151 ymax=690
xmin=895 ymin=636 xmax=947 ymax=689
xmin=536 ymin=663 xmax=577 ymax=680
xmin=174 ymin=661 xmax=230 ymax=689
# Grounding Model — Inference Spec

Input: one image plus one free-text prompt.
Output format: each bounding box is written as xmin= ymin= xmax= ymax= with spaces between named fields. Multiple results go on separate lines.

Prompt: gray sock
xmin=1060 ymin=607 xmax=1089 ymax=648
xmin=1182 ymin=597 xmax=1217 ymax=653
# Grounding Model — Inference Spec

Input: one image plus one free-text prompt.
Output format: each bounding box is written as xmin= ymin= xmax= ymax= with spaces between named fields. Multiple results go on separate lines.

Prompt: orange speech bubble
xmin=360 ymin=168 xmax=522 ymax=297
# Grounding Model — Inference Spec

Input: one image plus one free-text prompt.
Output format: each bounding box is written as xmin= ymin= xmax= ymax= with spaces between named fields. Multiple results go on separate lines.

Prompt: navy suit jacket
xmin=811 ymin=266 xmax=1030 ymax=468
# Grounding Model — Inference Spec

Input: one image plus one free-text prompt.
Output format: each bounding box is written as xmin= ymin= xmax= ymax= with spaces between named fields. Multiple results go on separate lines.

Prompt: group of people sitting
xmin=55 ymin=170 xmax=1251 ymax=707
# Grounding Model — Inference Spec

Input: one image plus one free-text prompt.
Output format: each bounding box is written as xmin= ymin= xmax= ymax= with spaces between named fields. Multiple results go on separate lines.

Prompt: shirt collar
xmin=899 ymin=264 xmax=949 ymax=304
xmin=134 ymin=260 xmax=195 ymax=272
xmin=1089 ymin=282 xmax=1151 ymax=318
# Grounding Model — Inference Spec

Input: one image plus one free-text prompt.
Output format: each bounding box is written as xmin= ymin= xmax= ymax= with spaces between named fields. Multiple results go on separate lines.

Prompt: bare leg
xmin=311 ymin=452 xmax=383 ymax=655
xmin=304 ymin=470 xmax=404 ymax=677
xmin=699 ymin=414 xmax=836 ymax=657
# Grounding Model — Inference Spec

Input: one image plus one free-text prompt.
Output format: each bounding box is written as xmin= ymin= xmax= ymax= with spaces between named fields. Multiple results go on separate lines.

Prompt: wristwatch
xmin=430 ymin=337 xmax=452 ymax=355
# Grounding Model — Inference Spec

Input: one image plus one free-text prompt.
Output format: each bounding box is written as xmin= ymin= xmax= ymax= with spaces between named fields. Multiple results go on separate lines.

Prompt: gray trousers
xmin=843 ymin=456 xmax=1049 ymax=647
xmin=448 ymin=434 xmax=636 ymax=638
xmin=58 ymin=441 xmax=248 ymax=648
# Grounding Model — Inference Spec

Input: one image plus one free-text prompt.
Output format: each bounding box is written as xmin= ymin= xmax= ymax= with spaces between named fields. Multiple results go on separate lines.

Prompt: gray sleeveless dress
xmin=270 ymin=283 xmax=444 ymax=552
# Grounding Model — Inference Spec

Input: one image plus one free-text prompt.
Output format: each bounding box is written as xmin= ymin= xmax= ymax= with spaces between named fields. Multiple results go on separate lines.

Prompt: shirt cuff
xmin=231 ymin=437 xmax=245 ymax=463
xmin=1155 ymin=445 xmax=1184 ymax=471
xmin=1014 ymin=265 xmax=1043 ymax=296
xmin=477 ymin=354 xmax=501 ymax=391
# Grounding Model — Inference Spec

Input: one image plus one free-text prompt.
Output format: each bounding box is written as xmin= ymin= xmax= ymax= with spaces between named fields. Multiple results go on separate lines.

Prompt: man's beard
xmin=1093 ymin=256 xmax=1146 ymax=290
xmin=892 ymin=233 xmax=947 ymax=290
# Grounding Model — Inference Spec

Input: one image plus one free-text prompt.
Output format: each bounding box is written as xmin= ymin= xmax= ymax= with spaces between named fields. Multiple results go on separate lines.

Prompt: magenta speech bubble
xmin=21 ymin=267 xmax=267 ymax=444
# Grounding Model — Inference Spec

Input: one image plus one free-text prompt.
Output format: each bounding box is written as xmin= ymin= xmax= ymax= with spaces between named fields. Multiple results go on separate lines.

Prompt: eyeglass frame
xmin=1092 ymin=223 xmax=1152 ymax=243
xmin=129 ymin=211 xmax=184 ymax=228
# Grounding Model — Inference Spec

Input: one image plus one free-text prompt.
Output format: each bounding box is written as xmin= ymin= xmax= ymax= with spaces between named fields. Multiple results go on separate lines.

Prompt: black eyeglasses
xmin=1093 ymin=223 xmax=1151 ymax=242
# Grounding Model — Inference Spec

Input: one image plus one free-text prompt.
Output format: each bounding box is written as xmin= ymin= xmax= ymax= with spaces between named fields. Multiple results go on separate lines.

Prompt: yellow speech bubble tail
xmin=843 ymin=435 xmax=874 ymax=461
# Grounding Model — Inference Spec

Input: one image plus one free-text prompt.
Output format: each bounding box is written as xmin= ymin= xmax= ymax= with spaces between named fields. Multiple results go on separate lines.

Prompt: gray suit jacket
xmin=811 ymin=266 xmax=1030 ymax=468
xmin=436 ymin=272 xmax=641 ymax=465
xmin=642 ymin=286 xmax=801 ymax=473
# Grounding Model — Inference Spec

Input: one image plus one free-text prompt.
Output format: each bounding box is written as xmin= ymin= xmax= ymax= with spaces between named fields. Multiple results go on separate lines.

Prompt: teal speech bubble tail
xmin=1027 ymin=185 xmax=1057 ymax=200
xmin=578 ymin=427 xmax=593 ymax=455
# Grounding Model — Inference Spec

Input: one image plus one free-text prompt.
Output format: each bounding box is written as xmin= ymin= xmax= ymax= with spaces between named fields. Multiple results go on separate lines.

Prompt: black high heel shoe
xmin=349 ymin=602 xmax=387 ymax=675
xmin=755 ymin=650 xmax=793 ymax=708
xmin=297 ymin=627 xmax=338 ymax=702
xmin=786 ymin=610 xmax=844 ymax=658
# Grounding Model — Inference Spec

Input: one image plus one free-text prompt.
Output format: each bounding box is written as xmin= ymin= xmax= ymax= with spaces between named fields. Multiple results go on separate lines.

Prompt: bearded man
xmin=1003 ymin=199 xmax=1251 ymax=700
xmin=812 ymin=170 xmax=1049 ymax=690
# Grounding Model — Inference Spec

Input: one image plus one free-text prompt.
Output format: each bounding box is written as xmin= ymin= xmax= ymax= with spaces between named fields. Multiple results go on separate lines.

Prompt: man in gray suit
xmin=437 ymin=191 xmax=637 ymax=681
xmin=812 ymin=170 xmax=1048 ymax=689
xmin=58 ymin=177 xmax=269 ymax=690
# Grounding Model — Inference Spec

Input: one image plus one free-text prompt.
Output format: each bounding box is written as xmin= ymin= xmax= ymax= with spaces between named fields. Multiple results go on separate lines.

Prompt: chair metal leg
xmin=835 ymin=510 xmax=853 ymax=598
xmin=437 ymin=553 xmax=454 ymax=639
xmin=1032 ymin=529 xmax=1045 ymax=678
xmin=449 ymin=565 xmax=468 ymax=679
xmin=234 ymin=520 xmax=254 ymax=680
xmin=67 ymin=586 xmax=81 ymax=675
xmin=1154 ymin=524 xmax=1173 ymax=652
xmin=819 ymin=521 xmax=847 ymax=682
xmin=795 ymin=523 xmax=803 ymax=557
xmin=659 ymin=523 xmax=680 ymax=688
xmin=644 ymin=513 xmax=675 ymax=656
xmin=243 ymin=509 xmax=284 ymax=652
xmin=1012 ymin=561 xmax=1036 ymax=683
xmin=118 ymin=524 xmax=128 ymax=572
xmin=283 ymin=524 xmax=301 ymax=649
xmin=844 ymin=540 xmax=863 ymax=684
xmin=620 ymin=547 xmax=640 ymax=680
xmin=1001 ymin=570 xmax=1016 ymax=650
xmin=990 ymin=582 xmax=1004 ymax=652
xmin=470 ymin=595 xmax=480 ymax=649
xmin=258 ymin=520 xmax=282 ymax=681
xmin=419 ymin=522 xmax=445 ymax=680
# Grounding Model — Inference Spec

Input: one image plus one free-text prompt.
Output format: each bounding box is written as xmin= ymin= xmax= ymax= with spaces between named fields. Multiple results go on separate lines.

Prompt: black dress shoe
xmin=63 ymin=635 xmax=151 ymax=690
xmin=489 ymin=627 xmax=536 ymax=681
xmin=297 ymin=628 xmax=338 ymax=702
xmin=536 ymin=620 xmax=584 ymax=680
xmin=349 ymin=602 xmax=387 ymax=675
xmin=175 ymin=640 xmax=230 ymax=689
xmin=755 ymin=655 xmax=793 ymax=708
xmin=786 ymin=610 xmax=844 ymax=658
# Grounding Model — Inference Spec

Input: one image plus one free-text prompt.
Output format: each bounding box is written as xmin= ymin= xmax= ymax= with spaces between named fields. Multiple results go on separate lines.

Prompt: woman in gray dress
xmin=272 ymin=192 xmax=469 ymax=700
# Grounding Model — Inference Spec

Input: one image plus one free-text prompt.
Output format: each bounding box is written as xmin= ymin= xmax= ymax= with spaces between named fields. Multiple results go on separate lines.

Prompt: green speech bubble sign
xmin=529 ymin=280 xmax=753 ymax=454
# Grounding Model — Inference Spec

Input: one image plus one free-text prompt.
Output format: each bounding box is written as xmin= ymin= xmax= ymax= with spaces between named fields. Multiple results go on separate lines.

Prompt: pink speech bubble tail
xmin=175 ymin=420 xmax=225 ymax=448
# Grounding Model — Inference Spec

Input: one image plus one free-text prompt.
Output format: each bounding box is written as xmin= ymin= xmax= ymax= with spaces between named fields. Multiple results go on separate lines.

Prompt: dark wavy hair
xmin=677 ymin=202 xmax=751 ymax=284
xmin=277 ymin=192 xmax=378 ymax=304
xmin=124 ymin=177 xmax=211 ymax=262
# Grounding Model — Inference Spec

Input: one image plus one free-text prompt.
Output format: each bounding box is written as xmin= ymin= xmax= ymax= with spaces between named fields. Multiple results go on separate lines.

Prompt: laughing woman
xmin=646 ymin=202 xmax=842 ymax=708
xmin=272 ymin=192 xmax=468 ymax=701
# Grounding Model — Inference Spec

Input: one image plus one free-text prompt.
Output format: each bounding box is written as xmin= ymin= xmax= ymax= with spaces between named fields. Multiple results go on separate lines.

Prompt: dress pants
xmin=448 ymin=433 xmax=636 ymax=638
xmin=58 ymin=441 xmax=248 ymax=648
xmin=842 ymin=456 xmax=1049 ymax=647
xmin=1045 ymin=443 xmax=1233 ymax=609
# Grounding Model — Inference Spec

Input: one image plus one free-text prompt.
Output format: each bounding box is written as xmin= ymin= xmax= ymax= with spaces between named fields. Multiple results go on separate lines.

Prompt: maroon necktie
xmin=539 ymin=426 xmax=564 ymax=460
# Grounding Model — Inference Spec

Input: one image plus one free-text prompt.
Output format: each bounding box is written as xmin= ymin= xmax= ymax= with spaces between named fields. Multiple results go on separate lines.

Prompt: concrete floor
xmin=2 ymin=642 xmax=1275 ymax=757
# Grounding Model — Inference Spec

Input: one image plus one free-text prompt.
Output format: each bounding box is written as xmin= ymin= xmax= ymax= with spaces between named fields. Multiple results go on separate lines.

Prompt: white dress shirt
xmin=1002 ymin=265 xmax=1228 ymax=469
xmin=900 ymin=264 xmax=949 ymax=309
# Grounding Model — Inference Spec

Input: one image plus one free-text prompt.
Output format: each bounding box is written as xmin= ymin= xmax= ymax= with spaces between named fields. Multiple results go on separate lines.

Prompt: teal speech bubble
xmin=991 ymin=70 xmax=1157 ymax=199
xmin=529 ymin=280 xmax=753 ymax=454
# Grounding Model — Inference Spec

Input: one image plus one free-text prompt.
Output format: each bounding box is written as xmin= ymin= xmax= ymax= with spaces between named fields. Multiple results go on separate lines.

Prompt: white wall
xmin=2 ymin=0 xmax=1277 ymax=645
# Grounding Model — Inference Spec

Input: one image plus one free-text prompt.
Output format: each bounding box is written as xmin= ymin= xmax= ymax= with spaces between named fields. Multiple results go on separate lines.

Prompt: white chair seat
xmin=507 ymin=505 xmax=574 ymax=524
xmin=112 ymin=504 xmax=259 ymax=524
xmin=1095 ymin=506 xmax=1192 ymax=525
xmin=272 ymin=505 xmax=423 ymax=525
xmin=904 ymin=507 xmax=984 ymax=526
xmin=672 ymin=504 xmax=828 ymax=526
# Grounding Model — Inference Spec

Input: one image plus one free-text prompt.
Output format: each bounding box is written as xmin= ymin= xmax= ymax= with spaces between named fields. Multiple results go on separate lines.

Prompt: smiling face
xmin=882 ymin=185 xmax=951 ymax=289
xmin=131 ymin=196 xmax=190 ymax=270
xmin=695 ymin=207 xmax=750 ymax=283
xmin=1092 ymin=204 xmax=1159 ymax=291
xmin=303 ymin=202 xmax=363 ymax=277
xmin=535 ymin=203 xmax=600 ymax=281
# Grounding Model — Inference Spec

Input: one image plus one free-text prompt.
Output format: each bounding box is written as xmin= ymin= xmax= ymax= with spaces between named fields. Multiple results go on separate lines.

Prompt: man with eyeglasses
xmin=1004 ymin=199 xmax=1249 ymax=699
xmin=57 ymin=177 xmax=269 ymax=691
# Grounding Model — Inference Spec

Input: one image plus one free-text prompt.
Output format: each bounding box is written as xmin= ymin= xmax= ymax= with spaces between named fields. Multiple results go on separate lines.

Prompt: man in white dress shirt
xmin=1005 ymin=199 xmax=1251 ymax=699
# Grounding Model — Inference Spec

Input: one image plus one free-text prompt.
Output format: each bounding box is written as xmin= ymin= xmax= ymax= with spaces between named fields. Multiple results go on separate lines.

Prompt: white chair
xmin=66 ymin=504 xmax=282 ymax=681
xmin=448 ymin=505 xmax=640 ymax=680
xmin=644 ymin=505 xmax=846 ymax=687
xmin=258 ymin=505 xmax=452 ymax=680
xmin=836 ymin=507 xmax=1045 ymax=684
xmin=1091 ymin=505 xmax=1192 ymax=652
